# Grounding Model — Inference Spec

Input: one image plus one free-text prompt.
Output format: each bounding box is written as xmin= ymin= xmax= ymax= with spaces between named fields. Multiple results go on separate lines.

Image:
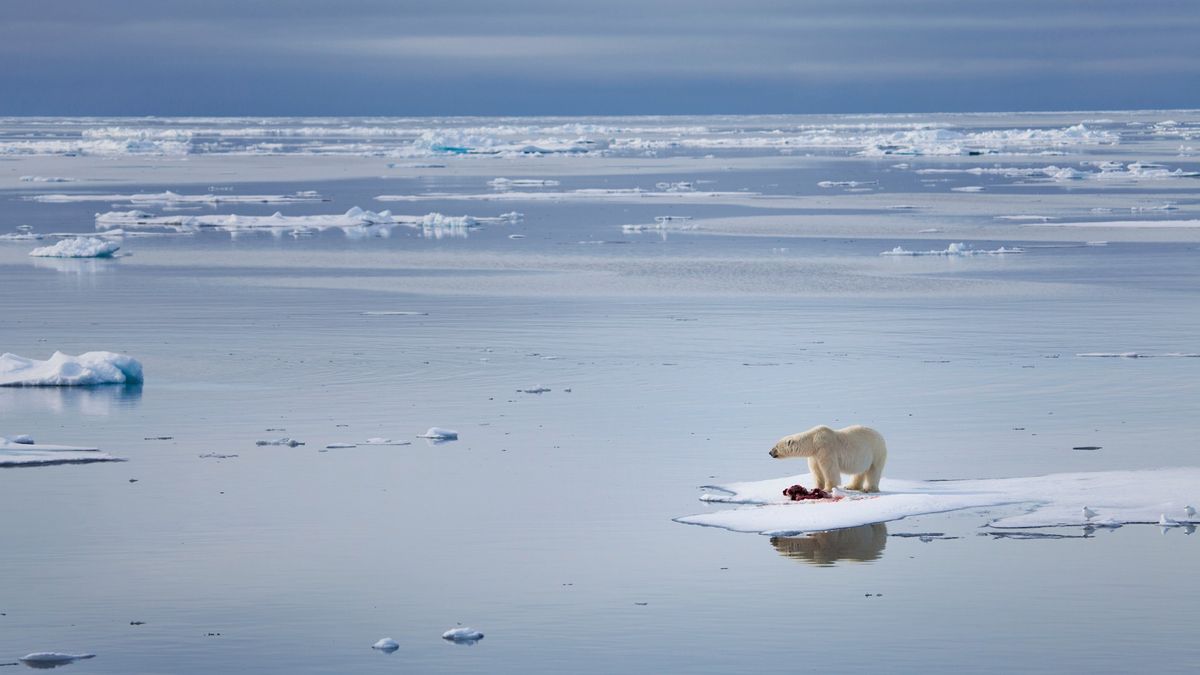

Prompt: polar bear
xmin=768 ymin=425 xmax=887 ymax=492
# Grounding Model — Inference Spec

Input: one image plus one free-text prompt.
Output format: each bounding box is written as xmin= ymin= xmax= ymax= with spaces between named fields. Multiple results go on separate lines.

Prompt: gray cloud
xmin=2 ymin=0 xmax=1198 ymax=114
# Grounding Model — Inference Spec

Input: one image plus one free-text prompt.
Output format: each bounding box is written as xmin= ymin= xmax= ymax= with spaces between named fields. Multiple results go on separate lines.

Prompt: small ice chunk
xmin=256 ymin=438 xmax=305 ymax=447
xmin=198 ymin=453 xmax=238 ymax=459
xmin=880 ymin=242 xmax=1023 ymax=257
xmin=362 ymin=437 xmax=411 ymax=445
xmin=10 ymin=434 xmax=35 ymax=444
xmin=372 ymin=638 xmax=400 ymax=652
xmin=442 ymin=627 xmax=484 ymax=643
xmin=29 ymin=237 xmax=120 ymax=258
xmin=418 ymin=427 xmax=458 ymax=440
xmin=1159 ymin=514 xmax=1181 ymax=527
xmin=517 ymin=386 xmax=551 ymax=394
xmin=325 ymin=443 xmax=357 ymax=449
xmin=19 ymin=653 xmax=96 ymax=666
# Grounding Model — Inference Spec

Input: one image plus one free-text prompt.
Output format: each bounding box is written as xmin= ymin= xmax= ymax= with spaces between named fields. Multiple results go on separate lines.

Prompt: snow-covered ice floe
xmin=376 ymin=188 xmax=758 ymax=203
xmin=0 ymin=351 xmax=143 ymax=387
xmin=1076 ymin=352 xmax=1200 ymax=358
xmin=442 ymin=627 xmax=484 ymax=644
xmin=19 ymin=652 xmax=97 ymax=667
xmin=20 ymin=175 xmax=76 ymax=182
xmin=1 ymin=437 xmax=123 ymax=467
xmin=1032 ymin=219 xmax=1200 ymax=229
xmin=675 ymin=469 xmax=1200 ymax=535
xmin=372 ymin=638 xmax=400 ymax=652
xmin=94 ymin=207 xmax=519 ymax=239
xmin=418 ymin=427 xmax=458 ymax=440
xmin=256 ymin=437 xmax=305 ymax=447
xmin=880 ymin=242 xmax=1024 ymax=256
xmin=28 ymin=190 xmax=326 ymax=204
xmin=28 ymin=237 xmax=120 ymax=259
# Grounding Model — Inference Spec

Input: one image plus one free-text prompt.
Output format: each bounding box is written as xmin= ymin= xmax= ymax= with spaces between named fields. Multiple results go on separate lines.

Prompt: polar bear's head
xmin=769 ymin=425 xmax=834 ymax=459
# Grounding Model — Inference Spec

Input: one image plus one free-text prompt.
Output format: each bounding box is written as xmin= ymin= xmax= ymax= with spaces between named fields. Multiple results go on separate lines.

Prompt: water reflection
xmin=0 ymin=383 xmax=143 ymax=416
xmin=770 ymin=523 xmax=888 ymax=566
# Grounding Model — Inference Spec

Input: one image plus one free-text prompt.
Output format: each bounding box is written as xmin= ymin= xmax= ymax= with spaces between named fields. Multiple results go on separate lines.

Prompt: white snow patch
xmin=675 ymin=469 xmax=1200 ymax=535
xmin=0 ymin=351 xmax=143 ymax=387
xmin=29 ymin=237 xmax=120 ymax=258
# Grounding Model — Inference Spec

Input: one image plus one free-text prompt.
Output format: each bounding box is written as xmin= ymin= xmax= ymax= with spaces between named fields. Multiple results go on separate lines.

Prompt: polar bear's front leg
xmin=807 ymin=457 xmax=825 ymax=490
xmin=846 ymin=474 xmax=866 ymax=491
xmin=816 ymin=455 xmax=841 ymax=490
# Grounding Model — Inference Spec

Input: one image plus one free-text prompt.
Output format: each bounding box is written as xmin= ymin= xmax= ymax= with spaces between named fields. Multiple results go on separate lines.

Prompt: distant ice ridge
xmin=857 ymin=124 xmax=1117 ymax=157
xmin=880 ymin=242 xmax=1024 ymax=256
xmin=0 ymin=351 xmax=143 ymax=387
xmin=622 ymin=215 xmax=696 ymax=232
xmin=28 ymin=237 xmax=120 ymax=258
xmin=1 ymin=436 xmax=124 ymax=467
xmin=28 ymin=190 xmax=326 ymax=204
xmin=676 ymin=469 xmax=1200 ymax=535
xmin=912 ymin=161 xmax=1197 ymax=182
xmin=19 ymin=175 xmax=76 ymax=182
xmin=376 ymin=188 xmax=759 ymax=203
xmin=95 ymin=207 xmax=521 ymax=238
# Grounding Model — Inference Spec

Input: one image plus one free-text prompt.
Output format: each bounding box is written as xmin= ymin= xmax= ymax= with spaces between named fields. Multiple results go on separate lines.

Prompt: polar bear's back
xmin=830 ymin=425 xmax=887 ymax=473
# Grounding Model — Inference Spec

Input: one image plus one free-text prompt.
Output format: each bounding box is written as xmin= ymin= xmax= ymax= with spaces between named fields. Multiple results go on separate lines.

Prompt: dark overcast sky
xmin=3 ymin=0 xmax=1199 ymax=116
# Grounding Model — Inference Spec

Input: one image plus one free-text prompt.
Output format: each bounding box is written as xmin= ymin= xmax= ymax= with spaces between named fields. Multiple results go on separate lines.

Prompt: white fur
xmin=769 ymin=425 xmax=888 ymax=492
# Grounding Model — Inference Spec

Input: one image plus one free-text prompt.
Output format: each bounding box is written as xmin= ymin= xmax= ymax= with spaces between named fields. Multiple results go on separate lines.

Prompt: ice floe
xmin=418 ymin=427 xmax=458 ymax=440
xmin=375 ymin=188 xmax=759 ymax=203
xmin=0 ymin=351 xmax=143 ymax=387
xmin=1037 ymin=219 xmax=1200 ymax=229
xmin=488 ymin=177 xmax=560 ymax=189
xmin=1 ymin=437 xmax=123 ymax=467
xmin=94 ymin=207 xmax=518 ymax=238
xmin=19 ymin=175 xmax=76 ymax=182
xmin=256 ymin=438 xmax=305 ymax=447
xmin=18 ymin=652 xmax=97 ymax=667
xmin=880 ymin=242 xmax=1024 ymax=256
xmin=442 ymin=627 xmax=484 ymax=644
xmin=675 ymin=469 xmax=1200 ymax=535
xmin=1076 ymin=352 xmax=1200 ymax=358
xmin=28 ymin=190 xmax=326 ymax=204
xmin=28 ymin=237 xmax=120 ymax=259
xmin=372 ymin=638 xmax=400 ymax=652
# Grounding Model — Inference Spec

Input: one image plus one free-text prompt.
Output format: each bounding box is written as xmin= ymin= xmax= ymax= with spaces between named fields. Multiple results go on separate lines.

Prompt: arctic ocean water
xmin=1 ymin=112 xmax=1198 ymax=673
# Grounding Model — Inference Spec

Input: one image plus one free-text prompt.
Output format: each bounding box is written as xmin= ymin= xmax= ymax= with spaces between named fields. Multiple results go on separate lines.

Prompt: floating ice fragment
xmin=677 ymin=469 xmax=1200 ymax=535
xmin=1076 ymin=352 xmax=1200 ymax=358
xmin=489 ymin=178 xmax=560 ymax=189
xmin=817 ymin=180 xmax=878 ymax=188
xmin=1159 ymin=514 xmax=1181 ymax=527
xmin=1 ymin=437 xmax=124 ymax=467
xmin=9 ymin=434 xmax=34 ymax=444
xmin=256 ymin=438 xmax=305 ymax=447
xmin=372 ymin=638 xmax=400 ymax=652
xmin=29 ymin=238 xmax=120 ymax=258
xmin=880 ymin=242 xmax=1023 ymax=257
xmin=442 ymin=627 xmax=484 ymax=643
xmin=19 ymin=653 xmax=96 ymax=668
xmin=198 ymin=453 xmax=238 ymax=459
xmin=20 ymin=175 xmax=75 ymax=182
xmin=325 ymin=443 xmax=357 ymax=449
xmin=362 ymin=437 xmax=411 ymax=446
xmin=0 ymin=351 xmax=143 ymax=387
xmin=361 ymin=310 xmax=427 ymax=316
xmin=517 ymin=386 xmax=551 ymax=394
xmin=418 ymin=427 xmax=458 ymax=440
xmin=950 ymin=186 xmax=984 ymax=192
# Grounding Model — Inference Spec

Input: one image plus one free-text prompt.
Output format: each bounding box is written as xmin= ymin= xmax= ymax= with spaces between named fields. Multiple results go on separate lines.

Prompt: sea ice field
xmin=1 ymin=112 xmax=1199 ymax=673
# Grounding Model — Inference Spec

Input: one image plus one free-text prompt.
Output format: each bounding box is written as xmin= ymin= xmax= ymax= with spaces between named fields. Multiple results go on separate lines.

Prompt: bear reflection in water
xmin=769 ymin=523 xmax=887 ymax=566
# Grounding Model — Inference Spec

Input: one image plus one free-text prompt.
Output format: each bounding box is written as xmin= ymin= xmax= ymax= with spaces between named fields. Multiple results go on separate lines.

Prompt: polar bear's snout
xmin=769 ymin=447 xmax=778 ymax=458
